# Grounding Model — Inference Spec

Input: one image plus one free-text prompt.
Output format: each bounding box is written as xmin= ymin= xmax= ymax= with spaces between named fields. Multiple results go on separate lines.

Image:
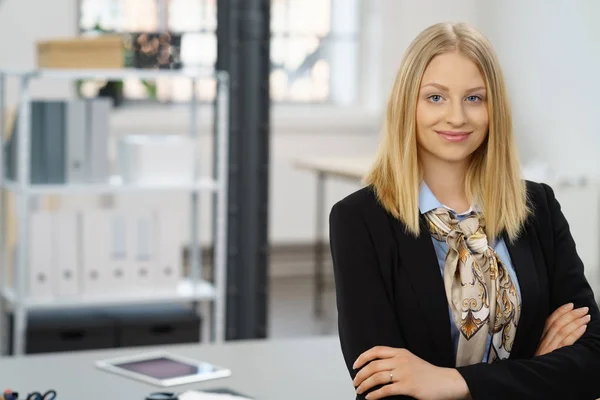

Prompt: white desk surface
xmin=293 ymin=156 xmax=373 ymax=181
xmin=0 ymin=336 xmax=355 ymax=400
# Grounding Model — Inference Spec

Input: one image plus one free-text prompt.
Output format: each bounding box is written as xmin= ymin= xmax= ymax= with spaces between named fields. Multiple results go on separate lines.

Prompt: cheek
xmin=416 ymin=103 xmax=440 ymax=131
xmin=467 ymin=106 xmax=489 ymax=131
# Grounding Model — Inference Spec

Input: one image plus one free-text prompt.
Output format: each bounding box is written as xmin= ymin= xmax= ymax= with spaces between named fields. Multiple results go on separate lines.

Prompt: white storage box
xmin=118 ymin=134 xmax=196 ymax=185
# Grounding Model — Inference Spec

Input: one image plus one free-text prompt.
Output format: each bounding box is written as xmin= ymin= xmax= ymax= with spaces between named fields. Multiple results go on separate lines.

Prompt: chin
xmin=434 ymin=150 xmax=476 ymax=164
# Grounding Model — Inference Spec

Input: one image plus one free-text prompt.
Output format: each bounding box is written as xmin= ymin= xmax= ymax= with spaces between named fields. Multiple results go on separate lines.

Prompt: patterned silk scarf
xmin=423 ymin=208 xmax=521 ymax=366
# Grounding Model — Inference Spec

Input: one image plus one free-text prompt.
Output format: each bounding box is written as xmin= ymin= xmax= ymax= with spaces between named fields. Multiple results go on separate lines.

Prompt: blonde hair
xmin=364 ymin=22 xmax=530 ymax=242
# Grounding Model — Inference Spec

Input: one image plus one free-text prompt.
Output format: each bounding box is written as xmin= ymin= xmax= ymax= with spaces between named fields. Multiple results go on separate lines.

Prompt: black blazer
xmin=329 ymin=181 xmax=600 ymax=400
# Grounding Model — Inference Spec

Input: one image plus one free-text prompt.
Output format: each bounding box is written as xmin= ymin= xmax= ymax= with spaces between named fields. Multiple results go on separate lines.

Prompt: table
xmin=0 ymin=336 xmax=355 ymax=400
xmin=293 ymin=156 xmax=372 ymax=318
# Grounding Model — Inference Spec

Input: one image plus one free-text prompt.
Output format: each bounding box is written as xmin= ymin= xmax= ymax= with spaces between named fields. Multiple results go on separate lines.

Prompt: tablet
xmin=95 ymin=351 xmax=232 ymax=387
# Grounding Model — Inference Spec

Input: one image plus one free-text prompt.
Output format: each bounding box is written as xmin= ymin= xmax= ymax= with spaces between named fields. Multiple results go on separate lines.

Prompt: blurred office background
xmin=0 ymin=0 xmax=597 ymax=355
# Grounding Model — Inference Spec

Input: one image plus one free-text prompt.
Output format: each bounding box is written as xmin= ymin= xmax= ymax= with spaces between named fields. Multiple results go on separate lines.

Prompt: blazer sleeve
xmin=330 ymin=201 xmax=413 ymax=400
xmin=456 ymin=183 xmax=600 ymax=400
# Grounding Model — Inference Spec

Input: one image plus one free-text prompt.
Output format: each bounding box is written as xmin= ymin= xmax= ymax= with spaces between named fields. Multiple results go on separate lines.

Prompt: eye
xmin=428 ymin=94 xmax=443 ymax=103
xmin=466 ymin=95 xmax=483 ymax=102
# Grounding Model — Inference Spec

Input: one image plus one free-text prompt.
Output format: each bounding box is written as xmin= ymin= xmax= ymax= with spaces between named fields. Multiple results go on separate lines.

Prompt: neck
xmin=421 ymin=158 xmax=471 ymax=214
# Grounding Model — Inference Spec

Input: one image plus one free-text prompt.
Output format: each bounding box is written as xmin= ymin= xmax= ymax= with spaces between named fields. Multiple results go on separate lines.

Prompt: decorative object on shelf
xmin=118 ymin=134 xmax=196 ymax=185
xmin=36 ymin=36 xmax=124 ymax=69
xmin=132 ymin=32 xmax=182 ymax=70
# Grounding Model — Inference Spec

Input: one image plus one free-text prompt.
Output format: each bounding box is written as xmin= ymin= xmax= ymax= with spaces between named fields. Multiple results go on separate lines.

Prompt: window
xmin=78 ymin=0 xmax=360 ymax=104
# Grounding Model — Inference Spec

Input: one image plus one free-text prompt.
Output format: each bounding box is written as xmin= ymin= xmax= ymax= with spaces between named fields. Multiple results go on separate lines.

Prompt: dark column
xmin=215 ymin=0 xmax=270 ymax=340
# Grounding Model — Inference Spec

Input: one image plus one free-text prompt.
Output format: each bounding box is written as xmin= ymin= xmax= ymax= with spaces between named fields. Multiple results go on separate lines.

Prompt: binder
xmin=156 ymin=211 xmax=183 ymax=290
xmin=43 ymin=101 xmax=66 ymax=183
xmin=82 ymin=210 xmax=111 ymax=294
xmin=65 ymin=100 xmax=87 ymax=183
xmin=53 ymin=211 xmax=81 ymax=297
xmin=29 ymin=211 xmax=54 ymax=298
xmin=86 ymin=98 xmax=111 ymax=183
xmin=108 ymin=211 xmax=129 ymax=292
xmin=127 ymin=210 xmax=157 ymax=291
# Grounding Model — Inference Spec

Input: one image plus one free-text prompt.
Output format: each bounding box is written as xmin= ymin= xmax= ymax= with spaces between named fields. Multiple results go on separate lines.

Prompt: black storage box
xmin=9 ymin=309 xmax=118 ymax=355
xmin=110 ymin=304 xmax=201 ymax=348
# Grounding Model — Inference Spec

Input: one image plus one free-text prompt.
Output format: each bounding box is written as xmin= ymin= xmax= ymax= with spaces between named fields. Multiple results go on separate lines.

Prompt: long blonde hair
xmin=364 ymin=22 xmax=530 ymax=242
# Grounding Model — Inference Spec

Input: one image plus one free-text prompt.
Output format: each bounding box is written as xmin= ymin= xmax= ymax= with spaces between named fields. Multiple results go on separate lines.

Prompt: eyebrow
xmin=421 ymin=83 xmax=486 ymax=92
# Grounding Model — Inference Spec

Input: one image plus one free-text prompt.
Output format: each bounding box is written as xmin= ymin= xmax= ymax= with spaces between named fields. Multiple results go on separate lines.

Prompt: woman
xmin=329 ymin=22 xmax=600 ymax=400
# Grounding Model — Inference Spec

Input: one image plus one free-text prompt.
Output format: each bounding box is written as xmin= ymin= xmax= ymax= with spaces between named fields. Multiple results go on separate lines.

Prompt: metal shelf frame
xmin=0 ymin=67 xmax=229 ymax=356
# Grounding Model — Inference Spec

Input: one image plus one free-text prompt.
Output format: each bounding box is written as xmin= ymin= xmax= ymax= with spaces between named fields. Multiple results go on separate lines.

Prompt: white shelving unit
xmin=0 ymin=67 xmax=230 ymax=356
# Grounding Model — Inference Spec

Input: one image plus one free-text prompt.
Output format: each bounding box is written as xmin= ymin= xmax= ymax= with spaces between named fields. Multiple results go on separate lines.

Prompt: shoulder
xmin=329 ymin=186 xmax=398 ymax=249
xmin=330 ymin=185 xmax=387 ymax=222
xmin=525 ymin=180 xmax=556 ymax=216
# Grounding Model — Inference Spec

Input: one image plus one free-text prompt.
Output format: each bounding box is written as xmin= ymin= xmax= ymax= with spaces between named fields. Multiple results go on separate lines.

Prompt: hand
xmin=536 ymin=302 xmax=590 ymax=356
xmin=352 ymin=346 xmax=470 ymax=400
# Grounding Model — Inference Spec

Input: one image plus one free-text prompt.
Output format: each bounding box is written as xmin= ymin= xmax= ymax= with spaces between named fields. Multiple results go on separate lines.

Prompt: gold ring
xmin=389 ymin=370 xmax=393 ymax=383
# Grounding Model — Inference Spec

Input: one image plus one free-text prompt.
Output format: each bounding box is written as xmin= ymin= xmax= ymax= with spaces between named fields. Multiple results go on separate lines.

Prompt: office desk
xmin=0 ymin=336 xmax=354 ymax=399
xmin=293 ymin=156 xmax=372 ymax=318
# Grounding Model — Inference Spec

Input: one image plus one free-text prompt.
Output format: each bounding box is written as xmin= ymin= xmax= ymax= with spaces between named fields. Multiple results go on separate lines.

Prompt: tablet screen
xmin=115 ymin=357 xmax=217 ymax=379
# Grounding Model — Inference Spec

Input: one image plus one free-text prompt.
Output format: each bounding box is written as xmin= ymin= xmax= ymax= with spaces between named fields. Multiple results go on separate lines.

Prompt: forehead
xmin=421 ymin=51 xmax=485 ymax=88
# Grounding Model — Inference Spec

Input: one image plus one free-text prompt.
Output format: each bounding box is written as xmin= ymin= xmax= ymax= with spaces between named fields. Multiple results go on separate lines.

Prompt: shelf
xmin=1 ymin=176 xmax=220 ymax=195
xmin=1 ymin=279 xmax=216 ymax=310
xmin=0 ymin=67 xmax=217 ymax=81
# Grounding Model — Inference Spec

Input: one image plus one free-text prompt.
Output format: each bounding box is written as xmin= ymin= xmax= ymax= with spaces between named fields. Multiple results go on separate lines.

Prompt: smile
xmin=436 ymin=130 xmax=471 ymax=143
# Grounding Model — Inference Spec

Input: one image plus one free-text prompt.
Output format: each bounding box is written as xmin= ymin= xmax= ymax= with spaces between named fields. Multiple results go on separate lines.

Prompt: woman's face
xmin=415 ymin=51 xmax=489 ymax=167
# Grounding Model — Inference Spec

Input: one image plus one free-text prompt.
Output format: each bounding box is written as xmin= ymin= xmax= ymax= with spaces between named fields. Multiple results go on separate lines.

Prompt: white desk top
xmin=293 ymin=156 xmax=373 ymax=181
xmin=0 ymin=336 xmax=355 ymax=400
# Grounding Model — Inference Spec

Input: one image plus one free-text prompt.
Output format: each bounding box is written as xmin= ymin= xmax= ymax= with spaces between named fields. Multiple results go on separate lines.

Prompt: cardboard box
xmin=36 ymin=36 xmax=124 ymax=69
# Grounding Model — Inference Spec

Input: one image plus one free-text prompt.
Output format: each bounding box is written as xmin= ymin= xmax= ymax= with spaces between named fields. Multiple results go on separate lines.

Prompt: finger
xmin=354 ymin=346 xmax=403 ymax=370
xmin=560 ymin=324 xmax=588 ymax=347
xmin=545 ymin=314 xmax=590 ymax=352
xmin=356 ymin=370 xmax=397 ymax=396
xmin=353 ymin=358 xmax=396 ymax=388
xmin=544 ymin=307 xmax=588 ymax=345
xmin=543 ymin=303 xmax=573 ymax=337
xmin=538 ymin=323 xmax=588 ymax=356
xmin=554 ymin=314 xmax=591 ymax=346
xmin=364 ymin=382 xmax=406 ymax=400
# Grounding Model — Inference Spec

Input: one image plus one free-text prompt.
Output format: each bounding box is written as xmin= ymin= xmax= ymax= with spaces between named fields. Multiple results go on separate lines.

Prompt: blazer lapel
xmin=391 ymin=216 xmax=455 ymax=367
xmin=504 ymin=226 xmax=539 ymax=359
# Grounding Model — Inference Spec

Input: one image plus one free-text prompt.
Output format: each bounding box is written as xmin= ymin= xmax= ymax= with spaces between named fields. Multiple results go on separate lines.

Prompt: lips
xmin=436 ymin=131 xmax=471 ymax=143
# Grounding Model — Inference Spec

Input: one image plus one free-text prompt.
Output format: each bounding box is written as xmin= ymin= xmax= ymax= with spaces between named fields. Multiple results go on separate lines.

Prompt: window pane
xmin=80 ymin=0 xmax=121 ymax=31
xmin=270 ymin=0 xmax=288 ymax=35
xmin=180 ymin=33 xmax=216 ymax=66
xmin=204 ymin=0 xmax=217 ymax=31
xmin=270 ymin=69 xmax=289 ymax=101
xmin=123 ymin=78 xmax=151 ymax=100
xmin=270 ymin=36 xmax=286 ymax=67
xmin=284 ymin=36 xmax=320 ymax=70
xmin=168 ymin=0 xmax=203 ymax=32
xmin=311 ymin=59 xmax=330 ymax=102
xmin=122 ymin=0 xmax=158 ymax=32
xmin=288 ymin=0 xmax=330 ymax=36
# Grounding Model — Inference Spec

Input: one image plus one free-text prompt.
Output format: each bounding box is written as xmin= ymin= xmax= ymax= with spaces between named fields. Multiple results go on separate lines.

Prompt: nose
xmin=446 ymin=100 xmax=467 ymax=127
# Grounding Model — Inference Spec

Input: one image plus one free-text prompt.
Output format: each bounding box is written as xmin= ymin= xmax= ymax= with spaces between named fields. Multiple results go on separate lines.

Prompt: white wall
xmin=477 ymin=0 xmax=600 ymax=181
xmin=0 ymin=0 xmax=77 ymax=104
xmin=378 ymin=0 xmax=480 ymax=108
xmin=475 ymin=0 xmax=600 ymax=291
